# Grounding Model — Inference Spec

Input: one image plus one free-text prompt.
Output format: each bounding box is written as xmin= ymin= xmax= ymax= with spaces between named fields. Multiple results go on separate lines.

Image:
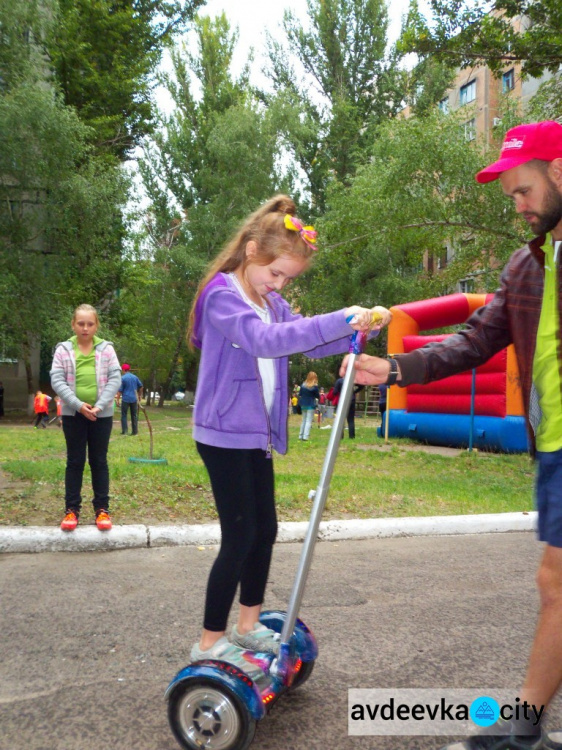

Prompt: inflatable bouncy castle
xmin=383 ymin=293 xmax=529 ymax=452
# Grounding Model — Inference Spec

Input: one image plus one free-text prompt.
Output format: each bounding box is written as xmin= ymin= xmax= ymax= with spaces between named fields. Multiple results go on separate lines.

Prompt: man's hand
xmin=339 ymin=354 xmax=399 ymax=385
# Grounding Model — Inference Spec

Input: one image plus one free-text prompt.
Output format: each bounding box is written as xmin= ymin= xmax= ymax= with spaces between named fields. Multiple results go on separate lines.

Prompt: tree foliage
xmin=0 ymin=0 xmax=53 ymax=88
xmin=0 ymin=84 xmax=128 ymax=390
xmin=0 ymin=1 xmax=133 ymax=392
xmin=265 ymin=0 xmax=405 ymax=213
xmin=399 ymin=0 xmax=562 ymax=79
xmin=48 ymin=0 xmax=205 ymax=159
xmin=128 ymin=14 xmax=293 ymax=397
xmin=299 ymin=109 xmax=528 ymax=327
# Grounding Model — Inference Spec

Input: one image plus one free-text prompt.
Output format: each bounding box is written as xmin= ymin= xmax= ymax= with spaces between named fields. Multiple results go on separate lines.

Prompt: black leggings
xmin=196 ymin=442 xmax=278 ymax=632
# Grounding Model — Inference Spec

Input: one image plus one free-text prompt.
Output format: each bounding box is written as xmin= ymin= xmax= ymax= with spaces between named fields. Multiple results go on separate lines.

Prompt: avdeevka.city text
xmin=350 ymin=698 xmax=544 ymax=725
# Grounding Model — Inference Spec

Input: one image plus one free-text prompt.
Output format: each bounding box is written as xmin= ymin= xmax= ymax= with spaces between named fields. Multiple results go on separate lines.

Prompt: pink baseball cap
xmin=122 ymin=363 xmax=130 ymax=371
xmin=476 ymin=121 xmax=562 ymax=183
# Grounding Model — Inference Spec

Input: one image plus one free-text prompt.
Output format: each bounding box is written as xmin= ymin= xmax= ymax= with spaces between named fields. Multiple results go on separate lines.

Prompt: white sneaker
xmin=190 ymin=636 xmax=266 ymax=680
xmin=231 ymin=623 xmax=281 ymax=655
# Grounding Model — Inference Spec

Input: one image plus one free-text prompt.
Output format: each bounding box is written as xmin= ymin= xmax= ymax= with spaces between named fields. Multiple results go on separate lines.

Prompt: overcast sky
xmin=198 ymin=0 xmax=414 ymax=73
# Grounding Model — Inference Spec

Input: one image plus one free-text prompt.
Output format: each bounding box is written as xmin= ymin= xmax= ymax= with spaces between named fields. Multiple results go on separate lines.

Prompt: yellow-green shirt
xmin=532 ymin=234 xmax=562 ymax=452
xmin=72 ymin=335 xmax=101 ymax=405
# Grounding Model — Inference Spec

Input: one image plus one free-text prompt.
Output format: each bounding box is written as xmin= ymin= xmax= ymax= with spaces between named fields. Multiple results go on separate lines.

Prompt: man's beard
xmin=529 ymin=179 xmax=562 ymax=235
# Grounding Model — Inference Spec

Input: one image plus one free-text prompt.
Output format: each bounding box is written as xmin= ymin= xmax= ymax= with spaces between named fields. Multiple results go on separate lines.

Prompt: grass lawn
xmin=0 ymin=405 xmax=535 ymax=527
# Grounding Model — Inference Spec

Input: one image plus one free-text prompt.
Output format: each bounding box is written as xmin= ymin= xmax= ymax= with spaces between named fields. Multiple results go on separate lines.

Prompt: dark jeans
xmin=338 ymin=401 xmax=356 ymax=439
xmin=62 ymin=414 xmax=113 ymax=514
xmin=121 ymin=401 xmax=138 ymax=435
xmin=34 ymin=411 xmax=49 ymax=428
xmin=196 ymin=442 xmax=278 ymax=632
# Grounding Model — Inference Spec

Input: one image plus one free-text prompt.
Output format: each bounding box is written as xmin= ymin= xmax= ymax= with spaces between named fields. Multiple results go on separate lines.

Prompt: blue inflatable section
xmin=379 ymin=410 xmax=529 ymax=453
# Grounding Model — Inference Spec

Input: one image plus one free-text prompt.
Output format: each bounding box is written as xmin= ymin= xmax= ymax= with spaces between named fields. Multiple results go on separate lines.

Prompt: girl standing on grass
xmin=50 ymin=304 xmax=121 ymax=532
xmin=298 ymin=371 xmax=319 ymax=440
xmin=187 ymin=194 xmax=390 ymax=673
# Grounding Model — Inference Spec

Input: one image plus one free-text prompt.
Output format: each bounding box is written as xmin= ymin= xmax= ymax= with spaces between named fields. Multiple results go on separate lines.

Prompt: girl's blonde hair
xmin=188 ymin=195 xmax=316 ymax=347
xmin=304 ymin=371 xmax=318 ymax=387
xmin=72 ymin=303 xmax=99 ymax=325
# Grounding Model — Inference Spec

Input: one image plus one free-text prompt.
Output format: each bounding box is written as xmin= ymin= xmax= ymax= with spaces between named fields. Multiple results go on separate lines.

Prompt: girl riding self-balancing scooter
xmin=166 ymin=323 xmax=376 ymax=750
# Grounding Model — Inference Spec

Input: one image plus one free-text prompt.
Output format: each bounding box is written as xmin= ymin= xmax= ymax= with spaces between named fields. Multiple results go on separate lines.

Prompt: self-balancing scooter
xmin=166 ymin=324 xmax=373 ymax=750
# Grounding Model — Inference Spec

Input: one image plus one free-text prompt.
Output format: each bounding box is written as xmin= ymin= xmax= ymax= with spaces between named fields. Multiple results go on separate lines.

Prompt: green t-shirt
xmin=532 ymin=234 xmax=562 ymax=452
xmin=72 ymin=335 xmax=101 ymax=406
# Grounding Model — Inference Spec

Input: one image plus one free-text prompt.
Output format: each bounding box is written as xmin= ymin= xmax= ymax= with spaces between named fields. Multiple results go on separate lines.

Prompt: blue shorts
xmin=536 ymin=448 xmax=562 ymax=547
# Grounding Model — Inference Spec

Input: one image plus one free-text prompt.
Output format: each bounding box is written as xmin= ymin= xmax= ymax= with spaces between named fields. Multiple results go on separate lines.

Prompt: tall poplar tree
xmin=265 ymin=0 xmax=405 ymax=213
xmin=128 ymin=14 xmax=290 ymax=398
xmin=48 ymin=0 xmax=205 ymax=160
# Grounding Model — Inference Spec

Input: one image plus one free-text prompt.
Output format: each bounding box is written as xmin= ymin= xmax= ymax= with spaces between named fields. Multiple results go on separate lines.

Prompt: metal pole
xmin=279 ymin=336 xmax=363 ymax=649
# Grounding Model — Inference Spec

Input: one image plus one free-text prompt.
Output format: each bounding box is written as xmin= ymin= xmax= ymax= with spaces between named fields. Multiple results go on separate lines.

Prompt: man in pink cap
xmin=341 ymin=121 xmax=562 ymax=749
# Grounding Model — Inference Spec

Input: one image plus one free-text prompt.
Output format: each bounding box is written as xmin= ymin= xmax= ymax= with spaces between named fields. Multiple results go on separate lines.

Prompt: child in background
xmin=298 ymin=371 xmax=319 ymax=440
xmin=317 ymin=386 xmax=327 ymax=425
xmin=33 ymin=390 xmax=52 ymax=428
xmin=290 ymin=393 xmax=299 ymax=414
xmin=50 ymin=304 xmax=121 ymax=531
xmin=54 ymin=395 xmax=63 ymax=427
xmin=187 ymin=194 xmax=390 ymax=675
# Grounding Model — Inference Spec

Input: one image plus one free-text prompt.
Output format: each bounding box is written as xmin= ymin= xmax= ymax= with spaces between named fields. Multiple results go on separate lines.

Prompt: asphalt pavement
xmin=2 ymin=529 xmax=562 ymax=750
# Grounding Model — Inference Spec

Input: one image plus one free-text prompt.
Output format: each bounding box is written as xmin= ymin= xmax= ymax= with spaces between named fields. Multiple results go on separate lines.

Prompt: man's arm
xmin=340 ymin=271 xmax=513 ymax=386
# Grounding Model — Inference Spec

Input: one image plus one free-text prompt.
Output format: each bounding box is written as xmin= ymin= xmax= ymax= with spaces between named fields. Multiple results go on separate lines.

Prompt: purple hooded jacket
xmin=192 ymin=273 xmax=366 ymax=455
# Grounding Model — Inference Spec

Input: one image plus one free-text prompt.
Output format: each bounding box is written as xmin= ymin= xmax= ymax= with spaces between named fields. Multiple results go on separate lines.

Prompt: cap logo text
xmin=502 ymin=137 xmax=525 ymax=151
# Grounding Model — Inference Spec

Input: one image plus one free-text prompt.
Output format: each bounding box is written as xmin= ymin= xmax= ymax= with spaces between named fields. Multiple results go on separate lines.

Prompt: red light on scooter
xmin=294 ymin=658 xmax=302 ymax=673
xmin=262 ymin=692 xmax=276 ymax=704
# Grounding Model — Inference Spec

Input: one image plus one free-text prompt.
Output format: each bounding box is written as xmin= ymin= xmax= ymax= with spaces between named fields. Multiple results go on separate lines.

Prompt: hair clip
xmin=284 ymin=215 xmax=318 ymax=250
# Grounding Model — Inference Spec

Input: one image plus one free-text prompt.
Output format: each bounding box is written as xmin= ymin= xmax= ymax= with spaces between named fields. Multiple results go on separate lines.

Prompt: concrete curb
xmin=0 ymin=525 xmax=148 ymax=554
xmin=0 ymin=511 xmax=537 ymax=554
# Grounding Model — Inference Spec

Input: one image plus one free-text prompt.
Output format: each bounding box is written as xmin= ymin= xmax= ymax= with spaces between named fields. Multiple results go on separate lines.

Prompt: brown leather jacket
xmin=395 ymin=234 xmax=562 ymax=452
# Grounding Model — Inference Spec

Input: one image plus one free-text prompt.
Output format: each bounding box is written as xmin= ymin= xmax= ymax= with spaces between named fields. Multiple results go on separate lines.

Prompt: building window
xmin=458 ymin=278 xmax=475 ymax=293
xmin=438 ymin=97 xmax=449 ymax=113
xmin=502 ymin=68 xmax=515 ymax=92
xmin=460 ymin=80 xmax=476 ymax=105
xmin=436 ymin=248 xmax=449 ymax=270
xmin=464 ymin=118 xmax=476 ymax=141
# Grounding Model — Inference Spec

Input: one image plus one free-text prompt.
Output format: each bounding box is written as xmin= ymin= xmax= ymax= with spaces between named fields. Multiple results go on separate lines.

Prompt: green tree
xmin=265 ymin=0 xmax=405 ymax=213
xmin=0 ymin=84 xmax=128 ymax=393
xmin=399 ymin=0 xmax=562 ymax=78
xmin=301 ymin=109 xmax=527 ymax=322
xmin=129 ymin=13 xmax=291 ymax=398
xmin=0 ymin=0 xmax=53 ymax=88
xmin=48 ymin=0 xmax=205 ymax=159
xmin=403 ymin=56 xmax=457 ymax=117
xmin=526 ymin=75 xmax=562 ymax=122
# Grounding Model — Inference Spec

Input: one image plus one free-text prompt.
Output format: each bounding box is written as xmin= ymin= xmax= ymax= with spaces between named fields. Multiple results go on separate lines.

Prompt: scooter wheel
xmin=168 ymin=677 xmax=256 ymax=750
xmin=290 ymin=659 xmax=315 ymax=690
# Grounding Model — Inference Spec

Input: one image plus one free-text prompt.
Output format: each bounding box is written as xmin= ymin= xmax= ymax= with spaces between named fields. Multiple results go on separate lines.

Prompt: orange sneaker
xmin=60 ymin=511 xmax=78 ymax=531
xmin=95 ymin=509 xmax=112 ymax=531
